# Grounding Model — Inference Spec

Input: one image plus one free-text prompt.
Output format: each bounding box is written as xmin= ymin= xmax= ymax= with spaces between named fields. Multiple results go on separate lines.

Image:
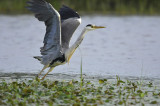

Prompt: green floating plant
xmin=0 ymin=76 xmax=160 ymax=105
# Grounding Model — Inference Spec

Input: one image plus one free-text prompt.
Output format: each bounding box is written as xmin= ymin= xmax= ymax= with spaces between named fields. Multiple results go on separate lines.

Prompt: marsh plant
xmin=0 ymin=76 xmax=160 ymax=105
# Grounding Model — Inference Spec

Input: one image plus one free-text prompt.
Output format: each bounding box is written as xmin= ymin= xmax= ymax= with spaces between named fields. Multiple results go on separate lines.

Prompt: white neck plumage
xmin=65 ymin=28 xmax=89 ymax=63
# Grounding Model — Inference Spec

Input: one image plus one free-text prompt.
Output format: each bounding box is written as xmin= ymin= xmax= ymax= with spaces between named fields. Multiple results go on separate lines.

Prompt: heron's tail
xmin=33 ymin=56 xmax=42 ymax=61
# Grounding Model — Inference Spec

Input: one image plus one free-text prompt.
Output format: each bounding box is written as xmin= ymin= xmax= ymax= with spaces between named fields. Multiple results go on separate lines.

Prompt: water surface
xmin=0 ymin=15 xmax=160 ymax=78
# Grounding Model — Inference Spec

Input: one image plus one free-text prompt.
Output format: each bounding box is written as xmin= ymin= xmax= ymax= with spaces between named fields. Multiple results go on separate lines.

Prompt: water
xmin=0 ymin=15 xmax=160 ymax=78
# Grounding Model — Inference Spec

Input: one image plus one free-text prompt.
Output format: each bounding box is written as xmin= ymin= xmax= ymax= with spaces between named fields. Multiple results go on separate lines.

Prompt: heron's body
xmin=27 ymin=0 xmax=105 ymax=80
xmin=49 ymin=54 xmax=66 ymax=67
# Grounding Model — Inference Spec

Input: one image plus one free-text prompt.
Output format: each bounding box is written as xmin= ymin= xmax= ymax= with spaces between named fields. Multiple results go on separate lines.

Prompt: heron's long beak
xmin=93 ymin=26 xmax=106 ymax=29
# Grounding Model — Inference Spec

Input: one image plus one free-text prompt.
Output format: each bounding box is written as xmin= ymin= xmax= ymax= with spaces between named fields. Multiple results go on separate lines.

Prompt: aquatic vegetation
xmin=0 ymin=0 xmax=160 ymax=15
xmin=0 ymin=76 xmax=160 ymax=105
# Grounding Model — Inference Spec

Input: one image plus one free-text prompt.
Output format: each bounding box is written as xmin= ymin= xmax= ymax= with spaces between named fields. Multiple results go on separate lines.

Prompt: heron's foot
xmin=38 ymin=65 xmax=49 ymax=79
xmin=41 ymin=75 xmax=47 ymax=80
xmin=41 ymin=67 xmax=54 ymax=80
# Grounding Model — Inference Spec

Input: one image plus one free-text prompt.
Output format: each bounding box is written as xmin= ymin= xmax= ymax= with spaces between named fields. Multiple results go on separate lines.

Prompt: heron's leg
xmin=41 ymin=67 xmax=54 ymax=80
xmin=37 ymin=65 xmax=49 ymax=77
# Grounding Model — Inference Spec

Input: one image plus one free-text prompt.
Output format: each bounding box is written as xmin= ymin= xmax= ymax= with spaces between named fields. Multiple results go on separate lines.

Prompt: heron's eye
xmin=86 ymin=24 xmax=92 ymax=27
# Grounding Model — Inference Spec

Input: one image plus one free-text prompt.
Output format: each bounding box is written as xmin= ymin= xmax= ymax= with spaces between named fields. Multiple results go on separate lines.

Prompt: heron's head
xmin=85 ymin=24 xmax=105 ymax=31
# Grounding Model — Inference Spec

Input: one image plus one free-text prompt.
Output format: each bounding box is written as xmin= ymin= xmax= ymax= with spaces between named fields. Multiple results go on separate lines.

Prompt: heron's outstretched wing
xmin=27 ymin=0 xmax=61 ymax=65
xmin=59 ymin=5 xmax=81 ymax=50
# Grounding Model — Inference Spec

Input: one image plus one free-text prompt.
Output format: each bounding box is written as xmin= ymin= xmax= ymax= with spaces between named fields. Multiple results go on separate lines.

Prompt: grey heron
xmin=27 ymin=0 xmax=105 ymax=80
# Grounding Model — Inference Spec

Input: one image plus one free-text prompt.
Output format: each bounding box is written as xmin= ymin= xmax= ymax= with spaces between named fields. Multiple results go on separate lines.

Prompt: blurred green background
xmin=0 ymin=0 xmax=160 ymax=15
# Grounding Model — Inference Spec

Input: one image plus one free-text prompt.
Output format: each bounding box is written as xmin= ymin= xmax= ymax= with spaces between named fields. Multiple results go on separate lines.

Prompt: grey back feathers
xmin=27 ymin=0 xmax=81 ymax=65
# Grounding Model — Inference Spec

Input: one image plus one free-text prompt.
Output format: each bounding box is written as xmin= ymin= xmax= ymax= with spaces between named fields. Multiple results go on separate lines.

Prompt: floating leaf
xmin=105 ymin=99 xmax=109 ymax=103
xmin=150 ymin=101 xmax=157 ymax=104
xmin=140 ymin=93 xmax=145 ymax=98
xmin=118 ymin=101 xmax=123 ymax=105
xmin=99 ymin=79 xmax=104 ymax=84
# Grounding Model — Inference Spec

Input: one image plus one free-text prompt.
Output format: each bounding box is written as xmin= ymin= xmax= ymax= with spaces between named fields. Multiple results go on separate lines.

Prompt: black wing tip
xmin=59 ymin=5 xmax=80 ymax=20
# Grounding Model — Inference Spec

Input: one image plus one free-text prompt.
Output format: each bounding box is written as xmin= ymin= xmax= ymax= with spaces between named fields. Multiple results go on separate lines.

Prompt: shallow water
xmin=0 ymin=15 xmax=160 ymax=78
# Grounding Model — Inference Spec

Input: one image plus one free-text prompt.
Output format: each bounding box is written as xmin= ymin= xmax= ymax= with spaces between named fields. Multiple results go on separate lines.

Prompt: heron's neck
xmin=65 ymin=28 xmax=88 ymax=62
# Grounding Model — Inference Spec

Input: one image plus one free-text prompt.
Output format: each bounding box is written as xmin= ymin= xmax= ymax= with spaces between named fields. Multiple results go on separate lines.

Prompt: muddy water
xmin=0 ymin=15 xmax=160 ymax=78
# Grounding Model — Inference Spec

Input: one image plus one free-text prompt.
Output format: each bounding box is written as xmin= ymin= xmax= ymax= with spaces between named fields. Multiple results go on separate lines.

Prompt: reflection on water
xmin=0 ymin=15 xmax=160 ymax=78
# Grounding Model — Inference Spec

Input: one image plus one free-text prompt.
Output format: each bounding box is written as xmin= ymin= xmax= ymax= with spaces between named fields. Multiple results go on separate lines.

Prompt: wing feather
xmin=27 ymin=0 xmax=61 ymax=65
